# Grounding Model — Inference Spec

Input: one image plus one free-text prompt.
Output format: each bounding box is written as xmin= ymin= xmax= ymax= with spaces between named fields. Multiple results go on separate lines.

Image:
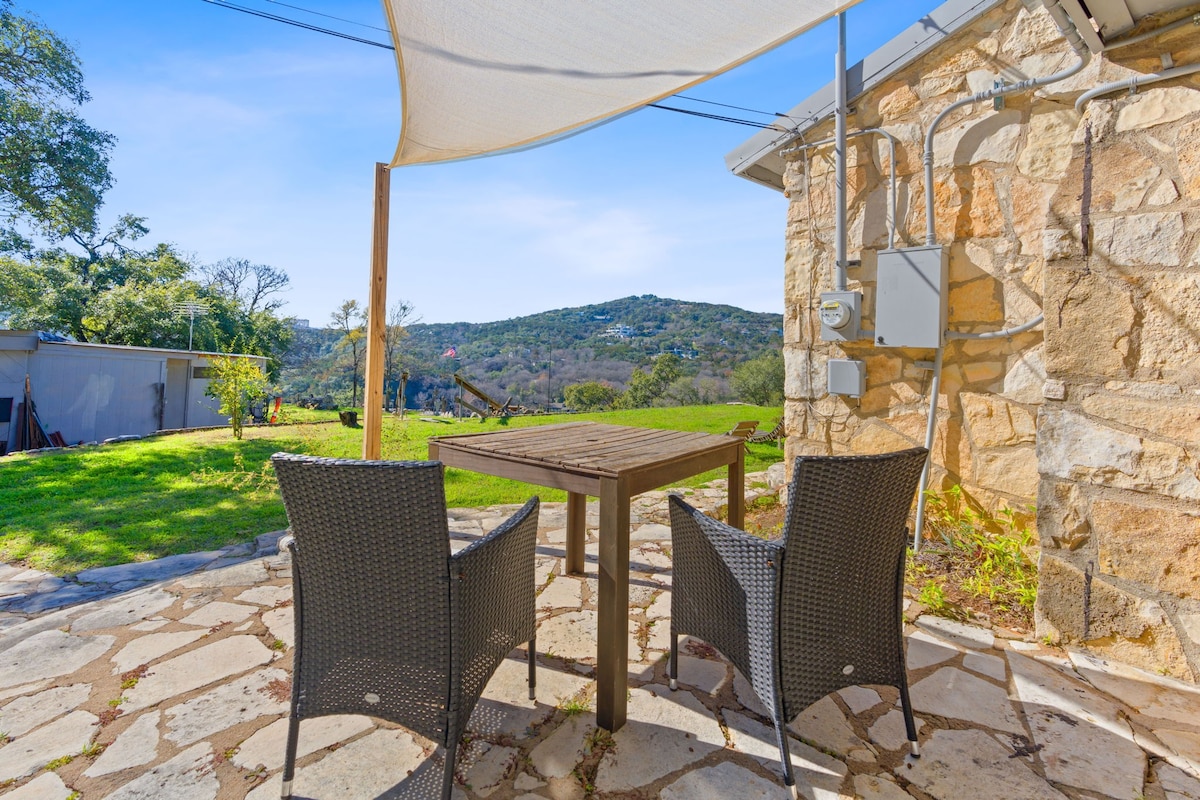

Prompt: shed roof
xmin=0 ymin=330 xmax=264 ymax=362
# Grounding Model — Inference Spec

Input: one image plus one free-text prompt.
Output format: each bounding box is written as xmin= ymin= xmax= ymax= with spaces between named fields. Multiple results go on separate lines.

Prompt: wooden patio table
xmin=428 ymin=420 xmax=744 ymax=731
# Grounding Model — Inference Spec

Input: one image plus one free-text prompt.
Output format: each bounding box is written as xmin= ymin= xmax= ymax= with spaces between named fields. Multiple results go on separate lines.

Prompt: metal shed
xmin=0 ymin=331 xmax=267 ymax=453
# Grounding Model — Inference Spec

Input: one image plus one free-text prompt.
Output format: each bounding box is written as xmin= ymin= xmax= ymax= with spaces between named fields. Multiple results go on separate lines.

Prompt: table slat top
xmin=429 ymin=421 xmax=737 ymax=478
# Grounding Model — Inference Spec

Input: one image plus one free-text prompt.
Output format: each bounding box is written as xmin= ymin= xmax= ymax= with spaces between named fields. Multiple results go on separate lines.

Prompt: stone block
xmin=1116 ymin=87 xmax=1200 ymax=132
xmin=1092 ymin=497 xmax=1200 ymax=600
xmin=1017 ymin=107 xmax=1079 ymax=181
xmin=961 ymin=393 xmax=1036 ymax=447
xmin=1002 ymin=346 xmax=1046 ymax=404
xmin=949 ymin=276 xmax=1003 ymax=324
xmin=1080 ymin=392 xmax=1200 ymax=444
xmin=1092 ymin=212 xmax=1186 ymax=268
xmin=1138 ymin=272 xmax=1200 ymax=381
xmin=973 ymin=446 xmax=1039 ymax=500
xmin=1178 ymin=117 xmax=1200 ymax=200
xmin=1044 ymin=264 xmax=1136 ymax=377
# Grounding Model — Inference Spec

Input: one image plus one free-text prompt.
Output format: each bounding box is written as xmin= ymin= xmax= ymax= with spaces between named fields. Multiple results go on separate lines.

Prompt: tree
xmin=731 ymin=351 xmax=785 ymax=406
xmin=331 ymin=299 xmax=366 ymax=408
xmin=563 ymin=380 xmax=620 ymax=411
xmin=204 ymin=354 xmax=269 ymax=440
xmin=0 ymin=1 xmax=114 ymax=242
xmin=618 ymin=353 xmax=682 ymax=408
xmin=384 ymin=299 xmax=417 ymax=409
xmin=199 ymin=257 xmax=289 ymax=314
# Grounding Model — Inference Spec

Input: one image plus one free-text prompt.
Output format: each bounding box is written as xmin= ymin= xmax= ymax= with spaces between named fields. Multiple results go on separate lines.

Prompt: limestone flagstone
xmin=1157 ymin=762 xmax=1200 ymax=799
xmin=0 ymin=683 xmax=90 ymax=739
xmin=899 ymin=729 xmax=1069 ymax=800
xmin=244 ymin=729 xmax=431 ymax=800
xmin=234 ymin=585 xmax=291 ymax=607
xmin=913 ymin=615 xmax=995 ymax=650
xmin=1 ymin=771 xmax=72 ymax=800
xmin=853 ymin=772 xmax=915 ymax=800
xmin=83 ymin=710 xmax=161 ymax=778
xmin=175 ymin=557 xmax=269 ymax=589
xmin=163 ymin=666 xmax=290 ymax=745
xmin=1069 ymin=650 xmax=1200 ymax=728
xmin=1007 ymin=651 xmax=1127 ymax=737
xmin=787 ymin=695 xmax=868 ymax=755
xmin=0 ymin=709 xmax=98 ymax=781
xmin=724 ymin=709 xmax=849 ymax=798
xmin=68 ymin=587 xmax=177 ymax=633
xmin=535 ymin=574 xmax=582 ymax=610
xmin=0 ymin=681 xmax=49 ymax=703
xmin=110 ymin=629 xmax=207 ymax=674
xmin=673 ymin=654 xmax=729 ymax=695
xmin=904 ymin=630 xmax=960 ymax=670
xmin=660 ymin=762 xmax=788 ymax=799
xmin=176 ymin=600 xmax=257 ymax=628
xmin=594 ymin=685 xmax=725 ymax=791
xmin=1157 ymin=728 xmax=1200 ymax=773
xmin=103 ymin=741 xmax=218 ymax=800
xmin=121 ymin=635 xmax=274 ymax=712
xmin=0 ymin=629 xmax=114 ymax=688
xmin=1025 ymin=705 xmax=1146 ymax=798
xmin=231 ymin=714 xmax=373 ymax=771
xmin=468 ymin=656 xmax=590 ymax=739
xmin=962 ymin=649 xmax=1006 ymax=681
xmin=910 ymin=666 xmax=1025 ymax=734
xmin=733 ymin=668 xmax=771 ymax=717
xmin=458 ymin=740 xmax=519 ymax=797
xmin=261 ymin=604 xmax=294 ymax=649
xmin=838 ymin=685 xmax=883 ymax=715
xmin=528 ymin=712 xmax=595 ymax=779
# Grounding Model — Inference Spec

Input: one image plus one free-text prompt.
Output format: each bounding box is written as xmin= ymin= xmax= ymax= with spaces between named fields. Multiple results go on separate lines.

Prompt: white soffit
xmin=380 ymin=0 xmax=861 ymax=168
xmin=1059 ymin=0 xmax=1198 ymax=42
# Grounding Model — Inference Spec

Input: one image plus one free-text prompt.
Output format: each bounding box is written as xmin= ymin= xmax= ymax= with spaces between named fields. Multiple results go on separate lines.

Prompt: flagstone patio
xmin=2 ymin=474 xmax=1199 ymax=800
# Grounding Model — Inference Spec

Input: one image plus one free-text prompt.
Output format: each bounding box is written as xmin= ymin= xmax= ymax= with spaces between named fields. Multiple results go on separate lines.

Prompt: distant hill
xmin=281 ymin=295 xmax=783 ymax=410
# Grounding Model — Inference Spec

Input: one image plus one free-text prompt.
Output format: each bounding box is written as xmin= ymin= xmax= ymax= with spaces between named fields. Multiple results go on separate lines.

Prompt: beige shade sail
xmin=381 ymin=0 xmax=861 ymax=167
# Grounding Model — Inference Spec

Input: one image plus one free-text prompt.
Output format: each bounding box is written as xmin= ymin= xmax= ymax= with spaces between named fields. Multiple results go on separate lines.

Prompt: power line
xmin=198 ymin=0 xmax=787 ymax=130
xmin=199 ymin=0 xmax=394 ymax=50
xmin=262 ymin=0 xmax=391 ymax=33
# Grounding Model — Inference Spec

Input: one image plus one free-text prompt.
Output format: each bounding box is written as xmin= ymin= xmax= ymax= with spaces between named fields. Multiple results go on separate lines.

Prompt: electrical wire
xmin=198 ymin=0 xmax=787 ymax=129
xmin=262 ymin=0 xmax=391 ymax=33
xmin=199 ymin=0 xmax=395 ymax=50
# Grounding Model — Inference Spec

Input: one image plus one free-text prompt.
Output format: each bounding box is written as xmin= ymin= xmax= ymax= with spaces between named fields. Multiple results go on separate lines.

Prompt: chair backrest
xmin=777 ymin=447 xmax=927 ymax=718
xmin=270 ymin=453 xmax=453 ymax=739
xmin=727 ymin=420 xmax=760 ymax=440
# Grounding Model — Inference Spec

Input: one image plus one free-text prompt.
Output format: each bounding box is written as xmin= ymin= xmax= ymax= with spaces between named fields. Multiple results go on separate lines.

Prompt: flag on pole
xmin=442 ymin=346 xmax=457 ymax=358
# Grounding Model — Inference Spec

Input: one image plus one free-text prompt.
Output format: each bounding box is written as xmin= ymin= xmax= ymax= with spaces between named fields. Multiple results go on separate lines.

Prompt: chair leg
xmin=668 ymin=626 xmax=679 ymax=690
xmin=898 ymin=678 xmax=920 ymax=758
xmin=441 ymin=743 xmax=457 ymax=800
xmin=527 ymin=634 xmax=537 ymax=701
xmin=771 ymin=709 xmax=797 ymax=798
xmin=281 ymin=711 xmax=300 ymax=799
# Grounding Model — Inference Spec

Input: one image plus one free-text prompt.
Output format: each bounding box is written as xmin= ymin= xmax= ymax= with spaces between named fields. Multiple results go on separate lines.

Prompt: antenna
xmin=172 ymin=301 xmax=210 ymax=350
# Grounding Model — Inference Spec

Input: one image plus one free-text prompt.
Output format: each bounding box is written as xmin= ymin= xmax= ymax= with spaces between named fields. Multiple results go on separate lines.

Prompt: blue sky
xmin=32 ymin=0 xmax=937 ymax=325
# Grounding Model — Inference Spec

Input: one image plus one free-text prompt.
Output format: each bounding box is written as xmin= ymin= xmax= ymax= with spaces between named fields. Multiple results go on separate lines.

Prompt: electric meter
xmin=818 ymin=291 xmax=861 ymax=342
xmin=820 ymin=300 xmax=852 ymax=329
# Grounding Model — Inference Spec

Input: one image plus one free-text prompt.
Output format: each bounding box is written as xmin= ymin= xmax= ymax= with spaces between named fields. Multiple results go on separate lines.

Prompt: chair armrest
xmin=669 ymin=495 xmax=783 ymax=685
xmin=451 ymin=496 xmax=540 ymax=642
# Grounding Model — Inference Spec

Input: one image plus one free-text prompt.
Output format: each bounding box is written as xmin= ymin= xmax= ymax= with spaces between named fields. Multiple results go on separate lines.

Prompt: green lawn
xmin=0 ymin=405 xmax=784 ymax=575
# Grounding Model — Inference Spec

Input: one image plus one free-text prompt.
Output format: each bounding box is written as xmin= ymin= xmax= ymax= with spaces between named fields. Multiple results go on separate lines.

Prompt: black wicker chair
xmin=668 ymin=447 xmax=928 ymax=798
xmin=271 ymin=453 xmax=540 ymax=800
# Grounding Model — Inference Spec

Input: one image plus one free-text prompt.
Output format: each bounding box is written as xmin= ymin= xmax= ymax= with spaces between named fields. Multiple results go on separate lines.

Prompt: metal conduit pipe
xmin=946 ymin=312 xmax=1045 ymax=340
xmin=781 ymin=128 xmax=899 ymax=250
xmin=1102 ymin=12 xmax=1199 ymax=51
xmin=911 ymin=0 xmax=1088 ymax=551
xmin=1075 ymin=62 xmax=1200 ymax=112
xmin=835 ymin=12 xmax=849 ymax=291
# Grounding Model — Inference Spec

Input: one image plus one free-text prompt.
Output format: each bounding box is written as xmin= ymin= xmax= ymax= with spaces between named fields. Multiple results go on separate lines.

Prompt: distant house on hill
xmin=0 ymin=331 xmax=267 ymax=454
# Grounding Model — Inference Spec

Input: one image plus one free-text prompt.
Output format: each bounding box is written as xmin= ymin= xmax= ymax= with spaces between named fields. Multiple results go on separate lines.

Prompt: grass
xmin=907 ymin=484 xmax=1038 ymax=629
xmin=0 ymin=404 xmax=784 ymax=575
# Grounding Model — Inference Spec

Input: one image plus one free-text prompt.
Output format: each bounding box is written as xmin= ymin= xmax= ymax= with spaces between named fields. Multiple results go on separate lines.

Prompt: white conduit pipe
xmin=912 ymin=0 xmax=1088 ymax=552
xmin=834 ymin=12 xmax=849 ymax=291
xmin=782 ymin=128 xmax=899 ymax=250
xmin=945 ymin=312 xmax=1045 ymax=340
xmin=1075 ymin=62 xmax=1200 ymax=112
xmin=1101 ymin=12 xmax=1198 ymax=52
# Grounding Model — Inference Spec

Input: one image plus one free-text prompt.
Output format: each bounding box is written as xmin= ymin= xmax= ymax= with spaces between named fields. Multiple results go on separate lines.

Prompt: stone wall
xmin=778 ymin=0 xmax=1200 ymax=678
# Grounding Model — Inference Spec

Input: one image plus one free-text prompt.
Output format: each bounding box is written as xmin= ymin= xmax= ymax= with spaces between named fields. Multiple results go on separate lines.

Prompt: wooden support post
xmin=362 ymin=162 xmax=390 ymax=460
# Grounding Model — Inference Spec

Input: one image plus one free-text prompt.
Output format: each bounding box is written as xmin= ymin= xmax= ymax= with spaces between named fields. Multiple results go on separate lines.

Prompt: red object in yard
xmin=269 ymin=396 xmax=283 ymax=424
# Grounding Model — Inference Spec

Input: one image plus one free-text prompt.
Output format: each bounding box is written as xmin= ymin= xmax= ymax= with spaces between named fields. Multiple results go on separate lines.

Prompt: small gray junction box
xmin=828 ymin=358 xmax=866 ymax=397
xmin=874 ymin=246 xmax=948 ymax=349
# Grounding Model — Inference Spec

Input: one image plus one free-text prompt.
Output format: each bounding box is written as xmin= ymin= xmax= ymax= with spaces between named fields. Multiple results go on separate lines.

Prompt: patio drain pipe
xmin=911 ymin=0 xmax=1089 ymax=552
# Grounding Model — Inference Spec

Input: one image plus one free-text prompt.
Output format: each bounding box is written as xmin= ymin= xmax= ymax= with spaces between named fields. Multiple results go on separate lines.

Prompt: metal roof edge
xmin=725 ymin=0 xmax=1008 ymax=192
xmin=0 ymin=330 xmax=264 ymax=361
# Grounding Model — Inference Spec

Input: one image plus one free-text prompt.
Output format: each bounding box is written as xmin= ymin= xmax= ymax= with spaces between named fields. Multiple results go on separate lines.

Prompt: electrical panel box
xmin=828 ymin=358 xmax=866 ymax=397
xmin=874 ymin=246 xmax=948 ymax=348
xmin=819 ymin=290 xmax=862 ymax=342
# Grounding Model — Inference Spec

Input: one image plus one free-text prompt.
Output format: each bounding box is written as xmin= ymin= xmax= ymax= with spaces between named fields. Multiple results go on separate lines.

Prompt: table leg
xmin=727 ymin=446 xmax=745 ymax=530
xmin=566 ymin=492 xmax=586 ymax=575
xmin=595 ymin=475 xmax=630 ymax=732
